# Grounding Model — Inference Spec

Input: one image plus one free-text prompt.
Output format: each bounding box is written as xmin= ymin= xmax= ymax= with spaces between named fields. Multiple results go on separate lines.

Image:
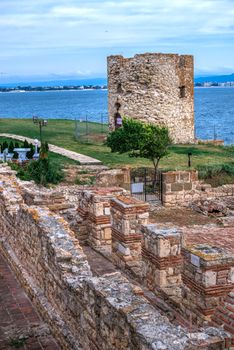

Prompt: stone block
xmin=163 ymin=172 xmax=177 ymax=184
xmin=202 ymin=271 xmax=217 ymax=287
xmin=179 ymin=172 xmax=190 ymax=182
xmin=184 ymin=182 xmax=192 ymax=191
xmin=171 ymin=183 xmax=184 ymax=192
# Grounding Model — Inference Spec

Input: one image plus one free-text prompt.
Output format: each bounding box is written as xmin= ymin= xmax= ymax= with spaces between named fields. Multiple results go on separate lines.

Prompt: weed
xmin=8 ymin=337 xmax=27 ymax=348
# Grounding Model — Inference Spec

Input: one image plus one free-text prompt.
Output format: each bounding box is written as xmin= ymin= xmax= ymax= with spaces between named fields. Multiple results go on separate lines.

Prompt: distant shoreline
xmin=1 ymin=86 xmax=234 ymax=94
xmin=194 ymin=86 xmax=234 ymax=89
xmin=0 ymin=88 xmax=108 ymax=94
xmin=0 ymin=85 xmax=107 ymax=93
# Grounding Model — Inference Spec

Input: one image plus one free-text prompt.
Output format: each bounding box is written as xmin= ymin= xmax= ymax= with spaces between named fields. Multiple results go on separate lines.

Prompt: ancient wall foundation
xmin=142 ymin=225 xmax=183 ymax=299
xmin=162 ymin=170 xmax=234 ymax=207
xmin=182 ymin=244 xmax=234 ymax=326
xmin=108 ymin=53 xmax=194 ymax=144
xmin=110 ymin=195 xmax=149 ymax=275
xmin=0 ymin=164 xmax=233 ymax=350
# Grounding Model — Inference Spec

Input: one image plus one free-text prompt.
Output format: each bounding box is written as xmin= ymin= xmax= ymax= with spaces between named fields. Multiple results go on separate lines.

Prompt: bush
xmin=27 ymin=158 xmax=64 ymax=185
xmin=9 ymin=158 xmax=64 ymax=186
xmin=196 ymin=163 xmax=234 ymax=187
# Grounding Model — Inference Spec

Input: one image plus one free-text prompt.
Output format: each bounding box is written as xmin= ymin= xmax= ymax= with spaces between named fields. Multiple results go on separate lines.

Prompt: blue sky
xmin=0 ymin=0 xmax=234 ymax=83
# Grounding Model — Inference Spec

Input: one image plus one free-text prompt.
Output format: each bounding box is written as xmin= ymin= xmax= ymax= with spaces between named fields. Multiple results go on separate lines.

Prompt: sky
xmin=0 ymin=0 xmax=234 ymax=83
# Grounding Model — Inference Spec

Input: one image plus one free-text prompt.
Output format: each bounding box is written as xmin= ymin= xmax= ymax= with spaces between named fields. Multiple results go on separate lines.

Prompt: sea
xmin=0 ymin=87 xmax=233 ymax=145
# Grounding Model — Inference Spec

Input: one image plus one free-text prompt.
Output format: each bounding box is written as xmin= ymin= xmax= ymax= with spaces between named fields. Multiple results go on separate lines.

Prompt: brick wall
xmin=141 ymin=225 xmax=183 ymax=299
xmin=181 ymin=244 xmax=234 ymax=326
xmin=110 ymin=195 xmax=149 ymax=275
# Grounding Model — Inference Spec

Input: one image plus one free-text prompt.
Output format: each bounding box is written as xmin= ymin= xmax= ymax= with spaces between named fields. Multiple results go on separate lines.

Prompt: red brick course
xmin=211 ymin=293 xmax=234 ymax=343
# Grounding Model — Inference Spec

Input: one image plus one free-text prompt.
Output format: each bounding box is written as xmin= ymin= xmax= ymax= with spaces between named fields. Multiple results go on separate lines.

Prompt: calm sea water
xmin=0 ymin=88 xmax=233 ymax=145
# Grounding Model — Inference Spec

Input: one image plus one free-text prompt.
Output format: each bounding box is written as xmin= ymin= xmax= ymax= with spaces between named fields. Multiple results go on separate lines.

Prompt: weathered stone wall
xmin=77 ymin=187 xmax=125 ymax=254
xmin=96 ymin=167 xmax=131 ymax=191
xmin=108 ymin=53 xmax=194 ymax=144
xmin=110 ymin=195 xmax=149 ymax=276
xmin=0 ymin=164 xmax=232 ymax=350
xmin=181 ymin=244 xmax=234 ymax=326
xmin=211 ymin=292 xmax=234 ymax=345
xmin=141 ymin=225 xmax=183 ymax=299
xmin=140 ymin=224 xmax=234 ymax=336
xmin=162 ymin=170 xmax=234 ymax=207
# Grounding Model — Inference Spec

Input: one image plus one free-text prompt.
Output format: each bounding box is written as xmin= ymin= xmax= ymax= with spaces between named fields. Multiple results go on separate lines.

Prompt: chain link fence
xmin=75 ymin=113 xmax=109 ymax=144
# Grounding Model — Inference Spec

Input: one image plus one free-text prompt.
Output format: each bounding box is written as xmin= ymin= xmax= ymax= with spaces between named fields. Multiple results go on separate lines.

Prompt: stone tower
xmin=107 ymin=53 xmax=194 ymax=144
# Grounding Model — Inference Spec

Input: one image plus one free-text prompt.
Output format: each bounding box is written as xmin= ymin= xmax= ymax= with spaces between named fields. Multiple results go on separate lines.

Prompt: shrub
xmin=27 ymin=158 xmax=64 ymax=185
xmin=196 ymin=163 xmax=234 ymax=187
xmin=9 ymin=158 xmax=64 ymax=186
xmin=8 ymin=141 xmax=15 ymax=153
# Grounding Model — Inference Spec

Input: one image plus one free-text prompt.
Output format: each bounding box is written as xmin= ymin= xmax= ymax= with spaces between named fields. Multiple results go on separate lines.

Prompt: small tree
xmin=23 ymin=139 xmax=30 ymax=148
xmin=2 ymin=141 xmax=8 ymax=151
xmin=9 ymin=141 xmax=14 ymax=153
xmin=106 ymin=118 xmax=171 ymax=180
xmin=39 ymin=142 xmax=49 ymax=159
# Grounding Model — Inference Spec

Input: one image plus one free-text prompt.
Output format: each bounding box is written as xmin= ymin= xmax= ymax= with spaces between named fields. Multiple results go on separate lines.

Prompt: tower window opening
xmin=179 ymin=86 xmax=186 ymax=98
xmin=117 ymin=83 xmax=123 ymax=93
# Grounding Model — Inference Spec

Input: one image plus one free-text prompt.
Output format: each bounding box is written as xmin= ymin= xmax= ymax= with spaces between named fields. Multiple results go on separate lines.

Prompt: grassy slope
xmin=0 ymin=118 xmax=233 ymax=169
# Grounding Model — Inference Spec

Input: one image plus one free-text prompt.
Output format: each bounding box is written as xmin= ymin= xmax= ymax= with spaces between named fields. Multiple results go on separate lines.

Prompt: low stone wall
xmin=141 ymin=223 xmax=234 ymax=332
xmin=181 ymin=244 xmax=234 ymax=326
xmin=162 ymin=170 xmax=234 ymax=207
xmin=110 ymin=195 xmax=149 ymax=275
xmin=96 ymin=167 xmax=131 ymax=191
xmin=0 ymin=164 xmax=232 ymax=350
xmin=141 ymin=225 xmax=183 ymax=299
xmin=77 ymin=187 xmax=125 ymax=253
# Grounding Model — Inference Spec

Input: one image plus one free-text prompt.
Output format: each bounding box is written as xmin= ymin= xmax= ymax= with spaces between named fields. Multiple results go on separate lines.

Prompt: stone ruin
xmin=0 ymin=163 xmax=234 ymax=350
xmin=108 ymin=52 xmax=194 ymax=144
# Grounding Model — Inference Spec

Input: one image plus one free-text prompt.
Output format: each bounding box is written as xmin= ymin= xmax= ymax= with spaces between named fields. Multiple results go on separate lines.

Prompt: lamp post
xmin=188 ymin=152 xmax=192 ymax=168
xmin=33 ymin=116 xmax=48 ymax=142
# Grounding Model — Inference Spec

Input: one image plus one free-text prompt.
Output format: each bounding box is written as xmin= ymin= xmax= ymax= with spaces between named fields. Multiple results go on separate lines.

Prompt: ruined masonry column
xmin=77 ymin=188 xmax=124 ymax=254
xmin=110 ymin=195 xmax=149 ymax=275
xmin=141 ymin=225 xmax=183 ymax=299
xmin=182 ymin=244 xmax=234 ymax=325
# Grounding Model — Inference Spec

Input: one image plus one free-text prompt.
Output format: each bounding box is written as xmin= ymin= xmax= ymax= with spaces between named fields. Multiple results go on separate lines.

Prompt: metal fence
xmin=130 ymin=167 xmax=163 ymax=204
xmin=75 ymin=113 xmax=109 ymax=144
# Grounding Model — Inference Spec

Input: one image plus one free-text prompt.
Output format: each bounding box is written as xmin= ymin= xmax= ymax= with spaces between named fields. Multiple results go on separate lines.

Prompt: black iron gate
xmin=130 ymin=168 xmax=163 ymax=203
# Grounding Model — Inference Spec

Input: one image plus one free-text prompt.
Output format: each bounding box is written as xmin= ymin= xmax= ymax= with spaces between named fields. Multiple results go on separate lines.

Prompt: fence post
xmin=101 ymin=113 xmax=103 ymax=133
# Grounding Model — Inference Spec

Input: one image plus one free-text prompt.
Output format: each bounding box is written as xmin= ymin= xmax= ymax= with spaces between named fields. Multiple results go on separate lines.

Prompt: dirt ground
xmin=149 ymin=207 xmax=217 ymax=227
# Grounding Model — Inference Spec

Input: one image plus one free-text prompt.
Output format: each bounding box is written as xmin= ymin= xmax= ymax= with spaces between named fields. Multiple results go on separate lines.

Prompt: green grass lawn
xmin=0 ymin=118 xmax=233 ymax=170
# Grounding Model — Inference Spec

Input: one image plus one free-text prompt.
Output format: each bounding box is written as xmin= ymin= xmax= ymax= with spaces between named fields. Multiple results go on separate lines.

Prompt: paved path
xmin=0 ymin=254 xmax=60 ymax=350
xmin=0 ymin=133 xmax=102 ymax=165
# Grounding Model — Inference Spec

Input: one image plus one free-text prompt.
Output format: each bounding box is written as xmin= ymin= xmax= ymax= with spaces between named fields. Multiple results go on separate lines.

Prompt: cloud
xmin=0 ymin=0 xmax=234 ymax=77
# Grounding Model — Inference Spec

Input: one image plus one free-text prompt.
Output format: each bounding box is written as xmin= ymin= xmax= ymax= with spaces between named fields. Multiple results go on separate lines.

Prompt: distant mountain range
xmin=195 ymin=73 xmax=234 ymax=83
xmin=1 ymin=73 xmax=234 ymax=88
xmin=0 ymin=78 xmax=107 ymax=88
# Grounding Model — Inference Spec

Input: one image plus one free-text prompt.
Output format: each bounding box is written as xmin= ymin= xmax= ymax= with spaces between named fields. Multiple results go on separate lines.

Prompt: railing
xmin=130 ymin=168 xmax=163 ymax=203
xmin=75 ymin=113 xmax=109 ymax=144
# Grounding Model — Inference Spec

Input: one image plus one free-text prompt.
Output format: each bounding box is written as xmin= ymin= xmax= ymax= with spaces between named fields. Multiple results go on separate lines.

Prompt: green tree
xmin=26 ymin=143 xmax=35 ymax=159
xmin=2 ymin=141 xmax=8 ymax=151
xmin=23 ymin=139 xmax=30 ymax=148
xmin=106 ymin=118 xmax=171 ymax=179
xmin=40 ymin=141 xmax=49 ymax=159
xmin=8 ymin=141 xmax=15 ymax=153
